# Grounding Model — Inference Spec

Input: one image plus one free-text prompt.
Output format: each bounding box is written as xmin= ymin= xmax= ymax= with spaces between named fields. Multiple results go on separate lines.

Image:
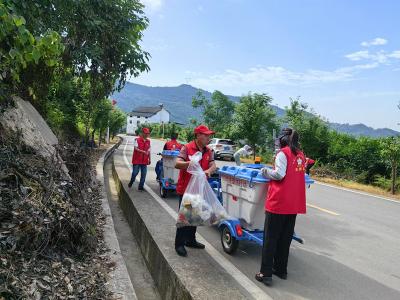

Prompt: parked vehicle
xmin=208 ymin=138 xmax=236 ymax=160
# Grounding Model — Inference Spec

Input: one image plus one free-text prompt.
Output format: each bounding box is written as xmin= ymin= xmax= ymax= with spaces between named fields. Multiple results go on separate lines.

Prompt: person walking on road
xmin=305 ymin=157 xmax=315 ymax=175
xmin=233 ymin=144 xmax=252 ymax=166
xmin=174 ymin=125 xmax=217 ymax=257
xmin=255 ymin=128 xmax=306 ymax=286
xmin=128 ymin=127 xmax=151 ymax=191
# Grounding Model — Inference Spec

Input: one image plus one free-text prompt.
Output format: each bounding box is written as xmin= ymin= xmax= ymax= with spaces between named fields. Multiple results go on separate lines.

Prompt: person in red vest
xmin=128 ymin=127 xmax=151 ymax=191
xmin=255 ymin=128 xmax=306 ymax=286
xmin=305 ymin=157 xmax=315 ymax=175
xmin=155 ymin=133 xmax=183 ymax=181
xmin=163 ymin=132 xmax=183 ymax=150
xmin=174 ymin=125 xmax=216 ymax=257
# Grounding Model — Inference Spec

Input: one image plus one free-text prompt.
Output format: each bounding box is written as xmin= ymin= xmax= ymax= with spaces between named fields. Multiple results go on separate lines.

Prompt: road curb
xmin=96 ymin=139 xmax=137 ymax=300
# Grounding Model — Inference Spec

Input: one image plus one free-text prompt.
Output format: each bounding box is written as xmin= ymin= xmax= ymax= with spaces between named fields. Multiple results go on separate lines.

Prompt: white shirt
xmin=234 ymin=145 xmax=252 ymax=157
xmin=261 ymin=151 xmax=287 ymax=181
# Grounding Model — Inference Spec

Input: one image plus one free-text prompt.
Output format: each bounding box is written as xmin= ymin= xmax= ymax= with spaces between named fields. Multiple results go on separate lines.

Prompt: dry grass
xmin=314 ymin=176 xmax=400 ymax=201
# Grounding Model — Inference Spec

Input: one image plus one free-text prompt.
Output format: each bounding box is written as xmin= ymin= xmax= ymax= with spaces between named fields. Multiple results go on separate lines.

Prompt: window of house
xmin=129 ymin=120 xmax=132 ymax=124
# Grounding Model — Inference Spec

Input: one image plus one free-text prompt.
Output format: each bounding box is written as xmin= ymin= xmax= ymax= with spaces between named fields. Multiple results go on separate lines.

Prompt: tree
xmin=192 ymin=90 xmax=235 ymax=137
xmin=380 ymin=137 xmax=400 ymax=194
xmin=9 ymin=0 xmax=150 ymax=142
xmin=232 ymin=93 xmax=279 ymax=158
xmin=109 ymin=107 xmax=126 ymax=139
xmin=0 ymin=0 xmax=64 ymax=103
xmin=92 ymin=98 xmax=113 ymax=146
xmin=285 ymin=97 xmax=330 ymax=161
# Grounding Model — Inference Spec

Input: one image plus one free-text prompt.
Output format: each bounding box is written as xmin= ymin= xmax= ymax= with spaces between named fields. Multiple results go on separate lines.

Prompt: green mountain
xmin=112 ymin=82 xmax=398 ymax=137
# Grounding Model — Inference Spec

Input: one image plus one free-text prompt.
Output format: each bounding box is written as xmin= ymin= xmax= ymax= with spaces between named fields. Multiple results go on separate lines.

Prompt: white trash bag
xmin=177 ymin=151 xmax=229 ymax=228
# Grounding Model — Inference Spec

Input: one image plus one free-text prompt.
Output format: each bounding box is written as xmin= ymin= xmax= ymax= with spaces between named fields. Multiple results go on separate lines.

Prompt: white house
xmin=126 ymin=104 xmax=170 ymax=135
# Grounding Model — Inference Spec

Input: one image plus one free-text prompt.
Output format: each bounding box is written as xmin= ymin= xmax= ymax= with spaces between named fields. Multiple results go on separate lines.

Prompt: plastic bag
xmin=177 ymin=151 xmax=229 ymax=228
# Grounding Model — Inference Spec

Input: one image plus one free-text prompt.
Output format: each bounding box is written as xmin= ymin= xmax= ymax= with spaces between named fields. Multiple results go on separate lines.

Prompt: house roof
xmin=130 ymin=106 xmax=162 ymax=117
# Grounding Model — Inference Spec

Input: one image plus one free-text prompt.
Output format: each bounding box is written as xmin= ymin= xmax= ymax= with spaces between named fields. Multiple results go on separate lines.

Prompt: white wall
xmin=126 ymin=108 xmax=170 ymax=135
xmin=147 ymin=108 xmax=170 ymax=123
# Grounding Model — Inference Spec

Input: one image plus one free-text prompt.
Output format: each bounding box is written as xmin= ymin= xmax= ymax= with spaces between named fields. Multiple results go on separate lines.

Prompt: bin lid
xmin=162 ymin=150 xmax=180 ymax=157
xmin=219 ymin=166 xmax=269 ymax=183
xmin=219 ymin=165 xmax=315 ymax=185
xmin=242 ymin=163 xmax=265 ymax=169
xmin=305 ymin=174 xmax=314 ymax=184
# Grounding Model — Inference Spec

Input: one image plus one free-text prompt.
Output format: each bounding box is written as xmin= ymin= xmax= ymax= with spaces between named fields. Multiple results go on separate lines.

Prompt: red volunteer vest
xmin=164 ymin=139 xmax=182 ymax=150
xmin=176 ymin=141 xmax=212 ymax=195
xmin=265 ymin=146 xmax=306 ymax=214
xmin=131 ymin=137 xmax=151 ymax=165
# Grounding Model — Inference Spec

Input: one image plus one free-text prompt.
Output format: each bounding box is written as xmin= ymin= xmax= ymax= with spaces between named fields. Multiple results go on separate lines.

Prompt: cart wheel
xmin=159 ymin=184 xmax=167 ymax=198
xmin=221 ymin=225 xmax=238 ymax=255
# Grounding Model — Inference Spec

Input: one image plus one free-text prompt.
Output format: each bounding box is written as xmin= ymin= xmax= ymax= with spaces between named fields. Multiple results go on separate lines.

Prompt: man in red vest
xmin=163 ymin=132 xmax=183 ymax=150
xmin=256 ymin=128 xmax=306 ymax=286
xmin=174 ymin=125 xmax=216 ymax=257
xmin=155 ymin=133 xmax=183 ymax=181
xmin=128 ymin=127 xmax=151 ymax=191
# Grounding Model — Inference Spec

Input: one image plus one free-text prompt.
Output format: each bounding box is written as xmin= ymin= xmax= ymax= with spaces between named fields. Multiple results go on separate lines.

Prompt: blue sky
xmin=133 ymin=0 xmax=400 ymax=130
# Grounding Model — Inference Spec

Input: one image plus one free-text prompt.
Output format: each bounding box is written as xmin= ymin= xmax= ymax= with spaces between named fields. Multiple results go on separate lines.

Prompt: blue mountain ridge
xmin=112 ymin=82 xmax=398 ymax=138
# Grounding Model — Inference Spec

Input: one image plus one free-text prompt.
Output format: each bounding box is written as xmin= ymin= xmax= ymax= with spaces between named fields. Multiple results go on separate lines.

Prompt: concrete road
xmin=122 ymin=135 xmax=400 ymax=300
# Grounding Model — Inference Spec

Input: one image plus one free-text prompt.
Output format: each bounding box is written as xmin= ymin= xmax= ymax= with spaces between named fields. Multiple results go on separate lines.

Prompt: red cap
xmin=142 ymin=127 xmax=150 ymax=134
xmin=194 ymin=124 xmax=215 ymax=135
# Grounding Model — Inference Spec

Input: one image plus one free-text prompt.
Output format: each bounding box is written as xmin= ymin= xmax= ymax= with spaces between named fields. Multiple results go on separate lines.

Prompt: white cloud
xmin=190 ymin=63 xmax=378 ymax=90
xmin=361 ymin=37 xmax=388 ymax=47
xmin=388 ymin=50 xmax=400 ymax=59
xmin=345 ymin=50 xmax=370 ymax=61
xmin=141 ymin=0 xmax=163 ymax=11
xmin=345 ymin=49 xmax=400 ymax=64
xmin=197 ymin=5 xmax=204 ymax=12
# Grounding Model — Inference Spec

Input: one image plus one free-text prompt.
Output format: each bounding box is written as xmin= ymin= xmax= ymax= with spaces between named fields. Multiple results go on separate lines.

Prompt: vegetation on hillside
xmin=0 ymin=0 xmax=148 ymax=143
xmin=0 ymin=0 xmax=150 ymax=298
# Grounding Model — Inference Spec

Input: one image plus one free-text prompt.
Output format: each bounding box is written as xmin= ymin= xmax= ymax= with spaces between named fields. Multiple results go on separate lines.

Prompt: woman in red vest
xmin=128 ymin=127 xmax=151 ymax=191
xmin=174 ymin=125 xmax=216 ymax=257
xmin=256 ymin=128 xmax=306 ymax=286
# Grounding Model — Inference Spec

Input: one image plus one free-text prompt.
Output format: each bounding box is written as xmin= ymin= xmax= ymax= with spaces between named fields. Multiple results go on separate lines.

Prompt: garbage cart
xmin=218 ymin=165 xmax=314 ymax=254
xmin=158 ymin=150 xmax=180 ymax=197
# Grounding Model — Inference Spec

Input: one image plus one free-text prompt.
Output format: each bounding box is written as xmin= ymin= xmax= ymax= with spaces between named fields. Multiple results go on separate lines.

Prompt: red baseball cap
xmin=194 ymin=124 xmax=215 ymax=135
xmin=142 ymin=127 xmax=150 ymax=134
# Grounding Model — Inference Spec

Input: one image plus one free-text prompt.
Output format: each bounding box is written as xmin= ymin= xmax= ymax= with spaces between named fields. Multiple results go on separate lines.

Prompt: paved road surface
xmin=122 ymin=136 xmax=400 ymax=300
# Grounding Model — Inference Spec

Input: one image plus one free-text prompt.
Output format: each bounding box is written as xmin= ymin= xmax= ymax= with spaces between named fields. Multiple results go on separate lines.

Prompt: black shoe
xmin=128 ymin=182 xmax=133 ymax=188
xmin=175 ymin=246 xmax=187 ymax=257
xmin=255 ymin=273 xmax=272 ymax=286
xmin=273 ymin=269 xmax=287 ymax=280
xmin=185 ymin=240 xmax=205 ymax=249
xmin=138 ymin=187 xmax=144 ymax=191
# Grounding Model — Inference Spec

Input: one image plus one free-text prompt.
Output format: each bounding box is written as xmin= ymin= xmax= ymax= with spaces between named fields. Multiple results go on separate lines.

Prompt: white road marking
xmin=122 ymin=138 xmax=270 ymax=300
xmin=315 ymin=181 xmax=400 ymax=204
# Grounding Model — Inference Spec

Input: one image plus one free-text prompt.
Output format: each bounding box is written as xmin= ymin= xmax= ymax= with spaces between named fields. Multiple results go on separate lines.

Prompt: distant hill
xmin=329 ymin=123 xmax=399 ymax=138
xmin=112 ymin=82 xmax=398 ymax=138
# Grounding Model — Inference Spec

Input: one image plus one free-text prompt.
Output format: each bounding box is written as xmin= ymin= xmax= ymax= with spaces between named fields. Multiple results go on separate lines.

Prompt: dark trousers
xmin=306 ymin=163 xmax=315 ymax=175
xmin=260 ymin=212 xmax=297 ymax=276
xmin=155 ymin=159 xmax=163 ymax=180
xmin=175 ymin=195 xmax=197 ymax=248
xmin=128 ymin=164 xmax=147 ymax=189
